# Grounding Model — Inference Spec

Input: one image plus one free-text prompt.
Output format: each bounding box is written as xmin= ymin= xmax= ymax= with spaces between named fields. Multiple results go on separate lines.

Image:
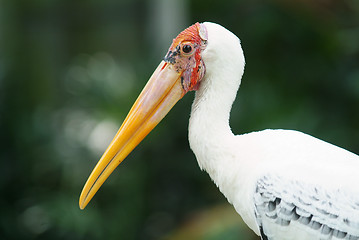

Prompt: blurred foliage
xmin=0 ymin=0 xmax=358 ymax=239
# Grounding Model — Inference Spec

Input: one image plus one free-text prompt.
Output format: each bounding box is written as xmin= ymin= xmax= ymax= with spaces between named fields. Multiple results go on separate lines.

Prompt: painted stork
xmin=79 ymin=22 xmax=359 ymax=239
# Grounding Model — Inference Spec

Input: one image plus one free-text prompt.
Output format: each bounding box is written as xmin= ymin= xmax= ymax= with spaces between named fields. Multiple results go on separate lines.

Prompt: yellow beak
xmin=79 ymin=61 xmax=185 ymax=209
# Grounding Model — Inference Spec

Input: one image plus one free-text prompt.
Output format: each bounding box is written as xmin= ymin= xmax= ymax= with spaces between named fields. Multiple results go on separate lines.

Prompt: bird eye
xmin=181 ymin=43 xmax=194 ymax=55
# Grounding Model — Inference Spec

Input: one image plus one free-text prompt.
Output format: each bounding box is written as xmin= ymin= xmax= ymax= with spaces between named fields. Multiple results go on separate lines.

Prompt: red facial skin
xmin=164 ymin=22 xmax=208 ymax=95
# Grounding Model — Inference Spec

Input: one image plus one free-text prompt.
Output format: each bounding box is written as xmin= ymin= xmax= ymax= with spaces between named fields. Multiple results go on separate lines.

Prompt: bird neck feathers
xmin=188 ymin=22 xmax=245 ymax=180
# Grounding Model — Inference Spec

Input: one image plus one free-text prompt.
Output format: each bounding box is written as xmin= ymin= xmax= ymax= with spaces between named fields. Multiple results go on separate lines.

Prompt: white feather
xmin=188 ymin=22 xmax=359 ymax=239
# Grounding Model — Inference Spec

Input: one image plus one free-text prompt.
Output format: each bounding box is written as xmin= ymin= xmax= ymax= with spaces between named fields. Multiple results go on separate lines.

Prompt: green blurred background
xmin=1 ymin=0 xmax=358 ymax=239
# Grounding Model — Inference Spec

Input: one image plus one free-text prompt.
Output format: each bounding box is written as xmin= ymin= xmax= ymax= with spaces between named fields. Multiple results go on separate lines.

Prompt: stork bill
xmin=79 ymin=23 xmax=207 ymax=209
xmin=79 ymin=22 xmax=359 ymax=240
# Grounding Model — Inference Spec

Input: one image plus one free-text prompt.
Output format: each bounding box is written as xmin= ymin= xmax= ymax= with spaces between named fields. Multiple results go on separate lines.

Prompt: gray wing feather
xmin=254 ymin=174 xmax=359 ymax=240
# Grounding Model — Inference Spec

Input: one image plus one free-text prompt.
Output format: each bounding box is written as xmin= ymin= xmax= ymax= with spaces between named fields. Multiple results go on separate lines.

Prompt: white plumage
xmin=189 ymin=22 xmax=359 ymax=240
xmin=79 ymin=22 xmax=359 ymax=240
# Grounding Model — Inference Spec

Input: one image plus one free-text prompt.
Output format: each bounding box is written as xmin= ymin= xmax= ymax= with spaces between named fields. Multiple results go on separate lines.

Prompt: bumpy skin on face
xmin=164 ymin=22 xmax=208 ymax=94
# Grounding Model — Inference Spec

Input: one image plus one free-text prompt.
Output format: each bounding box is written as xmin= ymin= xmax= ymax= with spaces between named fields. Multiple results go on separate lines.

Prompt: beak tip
xmin=79 ymin=202 xmax=86 ymax=210
xmin=79 ymin=193 xmax=88 ymax=210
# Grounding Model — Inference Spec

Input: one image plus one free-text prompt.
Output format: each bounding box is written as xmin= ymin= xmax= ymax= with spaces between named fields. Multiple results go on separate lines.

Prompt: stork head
xmin=79 ymin=22 xmax=238 ymax=209
xmin=163 ymin=22 xmax=208 ymax=93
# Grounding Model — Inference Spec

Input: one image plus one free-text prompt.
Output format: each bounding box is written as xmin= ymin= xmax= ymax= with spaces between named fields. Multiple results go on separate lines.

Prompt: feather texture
xmin=255 ymin=174 xmax=359 ymax=239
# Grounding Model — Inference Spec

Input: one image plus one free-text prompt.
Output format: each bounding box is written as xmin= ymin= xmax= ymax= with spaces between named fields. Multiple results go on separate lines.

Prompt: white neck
xmin=188 ymin=22 xmax=245 ymax=187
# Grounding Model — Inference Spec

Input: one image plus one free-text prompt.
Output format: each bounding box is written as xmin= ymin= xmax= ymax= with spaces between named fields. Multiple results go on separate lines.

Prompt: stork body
xmin=189 ymin=23 xmax=359 ymax=239
xmin=80 ymin=22 xmax=359 ymax=239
